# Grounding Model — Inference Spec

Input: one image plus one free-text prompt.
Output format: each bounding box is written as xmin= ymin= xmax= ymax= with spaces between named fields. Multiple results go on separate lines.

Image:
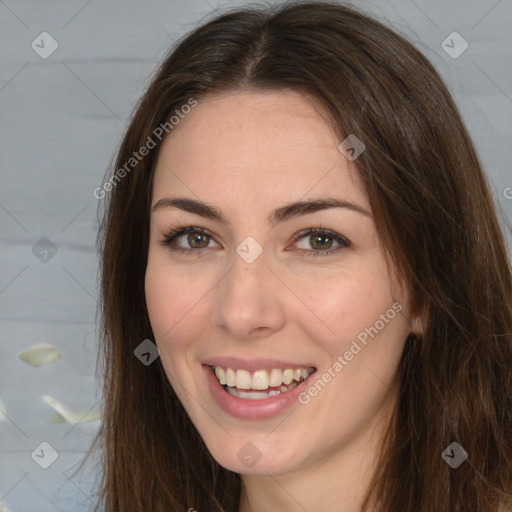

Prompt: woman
xmin=88 ymin=1 xmax=512 ymax=510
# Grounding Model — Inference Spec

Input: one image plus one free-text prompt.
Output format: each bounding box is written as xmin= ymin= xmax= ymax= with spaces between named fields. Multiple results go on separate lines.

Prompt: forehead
xmin=152 ymin=90 xmax=368 ymax=214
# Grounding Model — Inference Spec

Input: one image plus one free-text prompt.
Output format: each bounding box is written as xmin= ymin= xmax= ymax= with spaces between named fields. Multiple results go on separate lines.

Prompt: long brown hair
xmin=86 ymin=1 xmax=512 ymax=510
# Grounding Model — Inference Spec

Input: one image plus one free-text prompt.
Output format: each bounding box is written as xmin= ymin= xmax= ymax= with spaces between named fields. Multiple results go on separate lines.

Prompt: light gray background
xmin=1 ymin=0 xmax=511 ymax=510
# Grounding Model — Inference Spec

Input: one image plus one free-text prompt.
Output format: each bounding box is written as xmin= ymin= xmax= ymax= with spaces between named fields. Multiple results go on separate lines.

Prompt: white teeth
xmin=225 ymin=379 xmax=302 ymax=400
xmin=269 ymin=368 xmax=282 ymax=387
xmin=252 ymin=370 xmax=269 ymax=390
xmin=225 ymin=367 xmax=236 ymax=387
xmin=226 ymin=388 xmax=269 ymax=400
xmin=282 ymin=369 xmax=294 ymax=385
xmin=235 ymin=369 xmax=252 ymax=389
xmin=215 ymin=366 xmax=226 ymax=385
xmin=212 ymin=365 xmax=315 ymax=392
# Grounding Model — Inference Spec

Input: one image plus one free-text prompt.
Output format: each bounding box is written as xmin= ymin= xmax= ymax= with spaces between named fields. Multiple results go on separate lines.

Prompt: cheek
xmin=144 ymin=265 xmax=199 ymax=390
xmin=295 ymin=261 xmax=407 ymax=394
xmin=299 ymin=270 xmax=388 ymax=344
xmin=144 ymin=261 xmax=199 ymax=346
xmin=144 ymin=255 xmax=219 ymax=375
xmin=144 ymin=267 xmax=172 ymax=337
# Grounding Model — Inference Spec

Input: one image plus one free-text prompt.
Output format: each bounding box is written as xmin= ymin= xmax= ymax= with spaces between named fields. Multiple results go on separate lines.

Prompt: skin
xmin=145 ymin=90 xmax=423 ymax=512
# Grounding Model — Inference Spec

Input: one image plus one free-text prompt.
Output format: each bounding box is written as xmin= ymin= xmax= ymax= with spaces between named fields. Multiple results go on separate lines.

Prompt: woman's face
xmin=145 ymin=90 xmax=415 ymax=476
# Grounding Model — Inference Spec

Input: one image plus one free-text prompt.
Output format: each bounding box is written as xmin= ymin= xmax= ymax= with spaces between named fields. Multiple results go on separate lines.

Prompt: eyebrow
xmin=151 ymin=196 xmax=371 ymax=226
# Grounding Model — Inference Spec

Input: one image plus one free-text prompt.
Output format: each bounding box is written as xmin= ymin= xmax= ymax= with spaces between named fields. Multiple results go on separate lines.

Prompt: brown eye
xmin=160 ymin=225 xmax=218 ymax=253
xmin=309 ymin=233 xmax=334 ymax=250
xmin=160 ymin=225 xmax=350 ymax=257
xmin=187 ymin=232 xmax=210 ymax=248
xmin=293 ymin=228 xmax=350 ymax=257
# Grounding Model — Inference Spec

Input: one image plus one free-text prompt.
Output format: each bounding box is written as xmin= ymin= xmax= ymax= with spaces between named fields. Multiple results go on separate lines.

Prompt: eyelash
xmin=159 ymin=223 xmax=350 ymax=257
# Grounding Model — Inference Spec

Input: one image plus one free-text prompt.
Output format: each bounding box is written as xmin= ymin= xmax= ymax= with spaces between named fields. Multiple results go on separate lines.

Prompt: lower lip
xmin=202 ymin=365 xmax=315 ymax=420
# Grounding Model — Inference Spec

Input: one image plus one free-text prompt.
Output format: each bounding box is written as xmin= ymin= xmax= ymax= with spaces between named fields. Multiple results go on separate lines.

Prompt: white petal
xmin=0 ymin=500 xmax=12 ymax=512
xmin=41 ymin=395 xmax=101 ymax=424
xmin=19 ymin=343 xmax=62 ymax=367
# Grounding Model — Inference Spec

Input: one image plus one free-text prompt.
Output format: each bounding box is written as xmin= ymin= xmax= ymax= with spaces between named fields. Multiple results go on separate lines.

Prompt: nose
xmin=212 ymin=249 xmax=286 ymax=341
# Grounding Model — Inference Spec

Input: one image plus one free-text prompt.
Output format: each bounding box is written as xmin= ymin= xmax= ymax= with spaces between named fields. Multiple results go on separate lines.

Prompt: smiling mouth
xmin=209 ymin=365 xmax=316 ymax=400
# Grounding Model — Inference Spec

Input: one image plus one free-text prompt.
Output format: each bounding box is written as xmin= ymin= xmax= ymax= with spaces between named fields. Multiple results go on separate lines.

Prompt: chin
xmin=200 ymin=431 xmax=306 ymax=476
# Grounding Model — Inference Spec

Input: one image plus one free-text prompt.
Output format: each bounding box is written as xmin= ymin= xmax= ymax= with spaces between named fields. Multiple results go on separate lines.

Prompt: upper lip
xmin=202 ymin=356 xmax=317 ymax=372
